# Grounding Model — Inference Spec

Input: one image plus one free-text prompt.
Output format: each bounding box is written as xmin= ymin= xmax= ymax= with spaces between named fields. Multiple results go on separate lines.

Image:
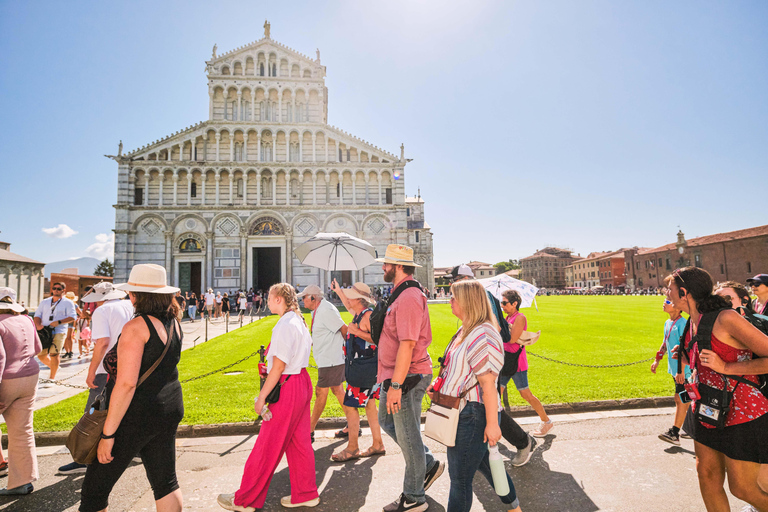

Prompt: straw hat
xmin=375 ymin=244 xmax=421 ymax=267
xmin=81 ymin=282 xmax=127 ymax=303
xmin=342 ymin=282 xmax=376 ymax=306
xmin=64 ymin=291 xmax=79 ymax=302
xmin=115 ymin=264 xmax=180 ymax=294
xmin=0 ymin=287 xmax=25 ymax=313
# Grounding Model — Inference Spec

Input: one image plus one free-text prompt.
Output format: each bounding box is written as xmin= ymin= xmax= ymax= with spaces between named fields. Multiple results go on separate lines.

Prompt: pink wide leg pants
xmin=234 ymin=368 xmax=318 ymax=509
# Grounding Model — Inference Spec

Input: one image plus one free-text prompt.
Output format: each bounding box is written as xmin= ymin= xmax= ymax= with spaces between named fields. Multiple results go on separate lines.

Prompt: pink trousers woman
xmin=234 ymin=368 xmax=318 ymax=509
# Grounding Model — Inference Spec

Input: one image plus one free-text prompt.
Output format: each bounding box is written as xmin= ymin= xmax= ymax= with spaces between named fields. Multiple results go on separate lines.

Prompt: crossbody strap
xmin=136 ymin=315 xmax=176 ymax=387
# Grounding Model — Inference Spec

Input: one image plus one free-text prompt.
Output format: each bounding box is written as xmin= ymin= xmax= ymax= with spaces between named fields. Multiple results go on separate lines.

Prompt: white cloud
xmin=42 ymin=224 xmax=78 ymax=239
xmin=86 ymin=233 xmax=115 ymax=260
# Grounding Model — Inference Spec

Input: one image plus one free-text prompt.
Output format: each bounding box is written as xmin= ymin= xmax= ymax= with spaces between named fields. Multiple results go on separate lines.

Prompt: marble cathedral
xmin=112 ymin=22 xmax=434 ymax=295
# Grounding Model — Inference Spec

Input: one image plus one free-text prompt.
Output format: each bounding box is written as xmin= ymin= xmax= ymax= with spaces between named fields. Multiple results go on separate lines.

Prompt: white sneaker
xmin=281 ymin=495 xmax=320 ymax=508
xmin=532 ymin=420 xmax=554 ymax=437
xmin=217 ymin=493 xmax=255 ymax=512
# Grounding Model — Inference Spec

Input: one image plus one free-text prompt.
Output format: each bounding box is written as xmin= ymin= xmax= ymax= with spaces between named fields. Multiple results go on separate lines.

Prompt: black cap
xmin=746 ymin=274 xmax=768 ymax=286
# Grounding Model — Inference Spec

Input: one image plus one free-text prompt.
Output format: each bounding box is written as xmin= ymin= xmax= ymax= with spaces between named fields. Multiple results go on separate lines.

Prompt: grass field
xmin=31 ymin=295 xmax=674 ymax=432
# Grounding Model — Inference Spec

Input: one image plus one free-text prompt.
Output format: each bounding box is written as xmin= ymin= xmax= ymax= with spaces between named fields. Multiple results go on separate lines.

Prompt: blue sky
xmin=1 ymin=1 xmax=766 ymax=267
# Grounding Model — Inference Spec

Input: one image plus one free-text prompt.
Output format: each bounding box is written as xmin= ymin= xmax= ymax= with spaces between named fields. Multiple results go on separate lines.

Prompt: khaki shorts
xmin=316 ymin=364 xmax=345 ymax=388
xmin=39 ymin=332 xmax=66 ymax=357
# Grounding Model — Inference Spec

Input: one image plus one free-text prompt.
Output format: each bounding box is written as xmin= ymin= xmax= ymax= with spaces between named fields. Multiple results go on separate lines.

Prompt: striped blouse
xmin=438 ymin=322 xmax=504 ymax=404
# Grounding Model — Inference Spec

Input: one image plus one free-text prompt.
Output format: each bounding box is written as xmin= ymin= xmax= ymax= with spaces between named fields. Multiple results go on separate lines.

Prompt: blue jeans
xmin=379 ymin=373 xmax=435 ymax=504
xmin=447 ymin=402 xmax=518 ymax=512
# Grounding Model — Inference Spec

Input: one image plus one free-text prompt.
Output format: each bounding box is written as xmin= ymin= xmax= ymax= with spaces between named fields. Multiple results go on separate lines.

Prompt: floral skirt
xmin=343 ymin=382 xmax=380 ymax=408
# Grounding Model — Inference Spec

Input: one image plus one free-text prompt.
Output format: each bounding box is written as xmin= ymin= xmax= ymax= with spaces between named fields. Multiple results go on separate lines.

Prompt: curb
xmin=30 ymin=396 xmax=675 ymax=447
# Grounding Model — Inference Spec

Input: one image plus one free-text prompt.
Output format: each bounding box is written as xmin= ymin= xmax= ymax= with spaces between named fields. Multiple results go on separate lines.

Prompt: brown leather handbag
xmin=66 ymin=322 xmax=174 ymax=464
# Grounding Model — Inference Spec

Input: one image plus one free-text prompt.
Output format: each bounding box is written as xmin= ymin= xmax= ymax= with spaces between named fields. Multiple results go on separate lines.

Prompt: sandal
xmin=331 ymin=448 xmax=360 ymax=462
xmin=360 ymin=446 xmax=386 ymax=458
xmin=334 ymin=428 xmax=363 ymax=439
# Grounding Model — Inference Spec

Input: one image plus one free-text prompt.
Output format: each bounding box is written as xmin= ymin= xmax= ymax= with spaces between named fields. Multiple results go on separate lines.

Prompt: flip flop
xmin=331 ymin=449 xmax=360 ymax=462
xmin=360 ymin=446 xmax=386 ymax=457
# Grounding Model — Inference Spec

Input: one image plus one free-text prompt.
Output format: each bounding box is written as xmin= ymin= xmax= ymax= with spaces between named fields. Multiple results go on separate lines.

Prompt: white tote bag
xmin=424 ymin=390 xmax=472 ymax=447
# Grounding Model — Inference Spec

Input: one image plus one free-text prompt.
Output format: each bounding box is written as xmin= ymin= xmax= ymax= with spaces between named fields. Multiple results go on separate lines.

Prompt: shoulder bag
xmin=66 ymin=318 xmax=175 ymax=464
xmin=265 ymin=375 xmax=291 ymax=404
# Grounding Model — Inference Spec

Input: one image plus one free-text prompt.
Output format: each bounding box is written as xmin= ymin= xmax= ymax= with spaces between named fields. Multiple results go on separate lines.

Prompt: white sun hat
xmin=81 ymin=282 xmax=127 ymax=303
xmin=115 ymin=264 xmax=180 ymax=294
xmin=0 ymin=287 xmax=25 ymax=313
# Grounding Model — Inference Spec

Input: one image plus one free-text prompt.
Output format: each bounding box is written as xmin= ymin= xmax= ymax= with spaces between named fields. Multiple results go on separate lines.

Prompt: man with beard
xmin=375 ymin=245 xmax=443 ymax=512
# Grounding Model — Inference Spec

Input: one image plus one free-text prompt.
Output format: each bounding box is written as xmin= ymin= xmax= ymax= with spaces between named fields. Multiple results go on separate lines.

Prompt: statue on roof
xmin=212 ymin=44 xmax=217 ymax=58
xmin=316 ymin=48 xmax=321 ymax=62
xmin=400 ymin=143 xmax=405 ymax=161
xmin=264 ymin=20 xmax=271 ymax=38
xmin=118 ymin=140 xmax=123 ymax=156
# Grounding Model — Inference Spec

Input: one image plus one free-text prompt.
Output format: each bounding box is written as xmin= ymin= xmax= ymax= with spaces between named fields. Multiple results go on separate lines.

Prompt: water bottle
xmin=488 ymin=445 xmax=510 ymax=496
xmin=261 ymin=404 xmax=272 ymax=421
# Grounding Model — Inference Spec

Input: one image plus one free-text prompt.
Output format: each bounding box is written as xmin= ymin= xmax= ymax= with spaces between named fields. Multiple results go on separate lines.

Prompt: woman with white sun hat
xmin=79 ymin=264 xmax=185 ymax=512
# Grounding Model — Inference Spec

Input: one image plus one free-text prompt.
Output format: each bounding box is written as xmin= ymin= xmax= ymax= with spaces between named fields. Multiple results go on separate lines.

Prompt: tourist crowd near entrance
xmin=110 ymin=23 xmax=435 ymax=298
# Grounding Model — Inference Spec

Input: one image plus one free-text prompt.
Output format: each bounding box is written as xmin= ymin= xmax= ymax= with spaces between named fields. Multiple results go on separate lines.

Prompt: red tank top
xmin=691 ymin=333 xmax=768 ymax=428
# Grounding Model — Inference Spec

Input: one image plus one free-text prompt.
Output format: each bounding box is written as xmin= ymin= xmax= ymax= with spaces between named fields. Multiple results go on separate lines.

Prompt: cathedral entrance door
xmin=253 ymin=247 xmax=281 ymax=293
xmin=178 ymin=262 xmax=202 ymax=295
xmin=330 ymin=270 xmax=353 ymax=288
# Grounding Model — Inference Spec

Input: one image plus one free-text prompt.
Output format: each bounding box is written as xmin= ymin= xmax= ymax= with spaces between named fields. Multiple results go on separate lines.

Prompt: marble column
xmin=201 ymin=173 xmax=207 ymax=205
xmin=243 ymin=173 xmax=249 ymax=205
xmin=205 ymin=231 xmax=214 ymax=291
xmin=298 ymin=138 xmax=303 ymax=163
xmin=173 ymin=171 xmax=179 ymax=205
xmin=299 ymin=176 xmax=304 ymax=205
xmin=208 ymin=88 xmax=214 ymax=119
xmin=215 ymin=172 xmax=221 ymax=206
xmin=364 ymin=175 xmax=370 ymax=205
xmin=312 ymin=174 xmax=317 ymax=205
xmin=164 ymin=231 xmax=173 ymax=280
xmin=272 ymin=173 xmax=277 ymax=206
xmin=325 ymin=174 xmax=330 ymax=205
xmin=186 ymin=175 xmax=192 ymax=206
xmin=178 ymin=143 xmax=184 ymax=162
xmin=244 ymin=135 xmax=249 ymax=162
xmin=158 ymin=172 xmax=164 ymax=206
xmin=256 ymin=171 xmax=261 ymax=206
xmin=237 ymin=93 xmax=242 ymax=122
xmin=228 ymin=175 xmax=234 ymax=204
xmin=286 ymin=229 xmax=293 ymax=284
xmin=239 ymin=230 xmax=248 ymax=290
xmin=312 ymin=135 xmax=316 ymax=162
xmin=144 ymin=176 xmax=149 ymax=206
xmin=339 ymin=172 xmax=344 ymax=205
xmin=229 ymin=136 xmax=235 ymax=162
xmin=257 ymin=136 xmax=262 ymax=162
xmin=215 ymin=134 xmax=221 ymax=161
xmin=352 ymin=174 xmax=357 ymax=205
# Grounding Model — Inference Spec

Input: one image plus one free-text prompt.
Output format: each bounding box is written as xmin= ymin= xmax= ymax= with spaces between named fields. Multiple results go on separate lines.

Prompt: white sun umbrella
xmin=477 ymin=274 xmax=540 ymax=310
xmin=293 ymin=232 xmax=377 ymax=271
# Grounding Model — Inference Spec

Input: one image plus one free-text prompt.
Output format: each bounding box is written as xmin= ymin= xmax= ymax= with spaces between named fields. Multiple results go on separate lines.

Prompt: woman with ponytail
xmin=218 ymin=283 xmax=319 ymax=511
xmin=666 ymin=267 xmax=768 ymax=511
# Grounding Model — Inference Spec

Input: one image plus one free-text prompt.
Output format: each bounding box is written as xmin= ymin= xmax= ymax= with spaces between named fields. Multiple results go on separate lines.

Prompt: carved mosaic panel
xmin=141 ymin=219 xmax=161 ymax=236
xmin=296 ymin=218 xmax=316 ymax=236
xmin=216 ymin=217 xmax=238 ymax=236
xmin=252 ymin=217 xmax=285 ymax=236
xmin=368 ymin=218 xmax=386 ymax=235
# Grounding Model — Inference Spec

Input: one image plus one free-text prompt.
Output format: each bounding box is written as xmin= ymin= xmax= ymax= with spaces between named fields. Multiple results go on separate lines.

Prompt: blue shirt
xmin=664 ymin=317 xmax=691 ymax=378
xmin=34 ymin=297 xmax=77 ymax=334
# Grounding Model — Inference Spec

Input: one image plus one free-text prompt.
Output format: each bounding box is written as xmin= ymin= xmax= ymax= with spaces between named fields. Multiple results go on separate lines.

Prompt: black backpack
xmin=370 ymin=280 xmax=424 ymax=345
xmin=679 ymin=309 xmax=768 ymax=399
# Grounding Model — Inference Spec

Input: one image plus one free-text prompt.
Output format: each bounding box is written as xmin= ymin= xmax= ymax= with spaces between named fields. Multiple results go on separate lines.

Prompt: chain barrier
xmin=180 ymin=350 xmax=262 ymax=384
xmin=39 ymin=378 xmax=90 ymax=390
xmin=525 ymin=351 xmax=655 ymax=368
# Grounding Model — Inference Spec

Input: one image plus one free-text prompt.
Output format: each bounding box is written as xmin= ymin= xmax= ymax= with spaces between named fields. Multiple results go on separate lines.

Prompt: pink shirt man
xmin=377 ymin=276 xmax=433 ymax=382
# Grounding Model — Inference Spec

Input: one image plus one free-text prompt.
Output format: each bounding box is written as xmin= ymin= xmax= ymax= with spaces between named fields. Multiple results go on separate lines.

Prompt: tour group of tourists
xmin=0 ymin=246 xmax=767 ymax=511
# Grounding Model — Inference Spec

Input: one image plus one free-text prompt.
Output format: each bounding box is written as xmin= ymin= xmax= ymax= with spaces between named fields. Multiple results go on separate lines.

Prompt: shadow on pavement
xmin=486 ymin=436 xmax=600 ymax=512
xmin=0 ymin=474 xmax=82 ymax=512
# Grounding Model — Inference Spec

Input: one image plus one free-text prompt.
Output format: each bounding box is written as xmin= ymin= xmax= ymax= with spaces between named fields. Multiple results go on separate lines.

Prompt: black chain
xmin=38 ymin=378 xmax=90 ymax=390
xmin=179 ymin=350 xmax=262 ymax=384
xmin=526 ymin=351 xmax=655 ymax=368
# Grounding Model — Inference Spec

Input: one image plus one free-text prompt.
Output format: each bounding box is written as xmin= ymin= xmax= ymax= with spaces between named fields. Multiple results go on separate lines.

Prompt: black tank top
xmin=103 ymin=314 xmax=184 ymax=425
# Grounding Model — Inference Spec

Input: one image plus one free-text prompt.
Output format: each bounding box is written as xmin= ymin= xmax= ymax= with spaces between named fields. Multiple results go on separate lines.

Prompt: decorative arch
xmin=291 ymin=213 xmax=320 ymax=238
xmin=212 ymin=212 xmax=243 ymax=236
xmin=170 ymin=213 xmax=207 ymax=233
xmin=176 ymin=232 xmax=205 ymax=253
xmin=251 ymin=216 xmax=285 ymax=236
xmin=131 ymin=213 xmax=168 ymax=232
xmin=322 ymin=212 xmax=359 ymax=233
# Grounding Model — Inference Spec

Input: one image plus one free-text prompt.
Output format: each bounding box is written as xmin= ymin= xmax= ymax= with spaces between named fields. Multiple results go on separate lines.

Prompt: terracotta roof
xmin=0 ymin=248 xmax=44 ymax=265
xmin=638 ymin=225 xmax=768 ymax=255
xmin=50 ymin=273 xmax=113 ymax=280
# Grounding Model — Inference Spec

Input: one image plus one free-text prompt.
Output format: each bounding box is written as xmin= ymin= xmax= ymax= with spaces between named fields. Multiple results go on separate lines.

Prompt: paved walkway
xmin=0 ymin=408 xmax=753 ymax=511
xmin=30 ymin=313 xmax=264 ymax=411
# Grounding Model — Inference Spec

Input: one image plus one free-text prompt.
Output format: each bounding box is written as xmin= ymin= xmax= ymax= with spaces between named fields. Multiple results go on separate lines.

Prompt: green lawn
xmin=31 ymin=296 xmax=674 ymax=432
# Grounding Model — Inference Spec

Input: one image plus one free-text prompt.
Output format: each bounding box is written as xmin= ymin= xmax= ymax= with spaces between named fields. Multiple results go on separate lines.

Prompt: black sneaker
xmin=57 ymin=461 xmax=87 ymax=475
xmin=423 ymin=461 xmax=445 ymax=491
xmin=658 ymin=428 xmax=681 ymax=446
xmin=382 ymin=493 xmax=428 ymax=512
xmin=0 ymin=461 xmax=7 ymax=476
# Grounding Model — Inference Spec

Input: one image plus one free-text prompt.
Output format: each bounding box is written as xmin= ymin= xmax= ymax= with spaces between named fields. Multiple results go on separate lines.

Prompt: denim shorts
xmin=511 ymin=370 xmax=529 ymax=390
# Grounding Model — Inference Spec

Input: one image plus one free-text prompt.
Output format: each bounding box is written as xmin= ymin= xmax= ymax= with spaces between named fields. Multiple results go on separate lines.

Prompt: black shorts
xmin=674 ymin=380 xmax=685 ymax=395
xmin=684 ymin=408 xmax=768 ymax=463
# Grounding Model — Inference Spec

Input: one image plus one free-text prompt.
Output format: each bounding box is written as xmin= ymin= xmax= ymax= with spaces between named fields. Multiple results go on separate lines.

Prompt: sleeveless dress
xmin=343 ymin=307 xmax=380 ymax=408
xmin=684 ymin=331 xmax=768 ymax=463
xmin=103 ymin=314 xmax=184 ymax=426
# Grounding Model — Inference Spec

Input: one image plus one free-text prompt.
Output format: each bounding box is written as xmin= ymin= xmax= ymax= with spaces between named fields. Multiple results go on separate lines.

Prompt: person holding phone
xmin=651 ymin=299 xmax=691 ymax=445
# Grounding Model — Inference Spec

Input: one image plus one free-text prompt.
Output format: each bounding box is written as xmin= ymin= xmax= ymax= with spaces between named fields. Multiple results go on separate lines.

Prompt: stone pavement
xmin=29 ymin=313 xmax=262 ymax=412
xmin=0 ymin=408 xmax=753 ymax=511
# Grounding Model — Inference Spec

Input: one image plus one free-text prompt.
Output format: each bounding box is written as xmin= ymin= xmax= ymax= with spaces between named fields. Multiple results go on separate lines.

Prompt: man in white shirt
xmin=34 ymin=282 xmax=76 ymax=380
xmin=204 ymin=288 xmax=215 ymax=318
xmin=57 ymin=281 xmax=134 ymax=475
xmin=298 ymin=284 xmax=347 ymax=440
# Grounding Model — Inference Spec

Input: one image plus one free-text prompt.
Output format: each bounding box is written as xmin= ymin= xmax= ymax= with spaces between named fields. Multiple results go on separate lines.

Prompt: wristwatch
xmin=391 ymin=381 xmax=402 ymax=390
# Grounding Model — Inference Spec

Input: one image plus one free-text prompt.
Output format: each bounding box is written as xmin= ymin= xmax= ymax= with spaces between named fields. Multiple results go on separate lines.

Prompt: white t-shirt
xmin=215 ymin=295 xmax=222 ymax=304
xmin=310 ymin=299 xmax=346 ymax=368
xmin=239 ymin=298 xmax=247 ymax=310
xmin=204 ymin=292 xmax=215 ymax=306
xmin=35 ymin=297 xmax=77 ymax=334
xmin=268 ymin=311 xmax=311 ymax=375
xmin=90 ymin=299 xmax=135 ymax=376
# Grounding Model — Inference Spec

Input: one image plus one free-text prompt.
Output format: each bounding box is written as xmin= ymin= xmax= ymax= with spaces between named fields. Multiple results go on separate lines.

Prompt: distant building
xmin=504 ymin=268 xmax=521 ymax=279
xmin=466 ymin=261 xmax=497 ymax=279
xmin=623 ymin=225 xmax=768 ymax=290
xmin=0 ymin=241 xmax=45 ymax=308
xmin=520 ymin=247 xmax=577 ymax=289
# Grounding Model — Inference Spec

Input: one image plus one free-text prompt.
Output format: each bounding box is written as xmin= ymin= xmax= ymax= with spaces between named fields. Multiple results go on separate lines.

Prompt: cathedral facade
xmin=113 ymin=24 xmax=434 ymax=295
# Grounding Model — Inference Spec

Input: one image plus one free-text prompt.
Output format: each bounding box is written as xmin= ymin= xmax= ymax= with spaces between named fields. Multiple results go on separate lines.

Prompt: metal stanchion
xmin=239 ymin=312 xmax=243 ymax=328
xmin=226 ymin=312 xmax=229 ymax=333
xmin=258 ymin=344 xmax=267 ymax=388
xmin=205 ymin=315 xmax=209 ymax=342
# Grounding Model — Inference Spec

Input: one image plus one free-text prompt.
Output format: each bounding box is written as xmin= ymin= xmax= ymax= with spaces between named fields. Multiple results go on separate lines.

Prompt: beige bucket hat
xmin=81 ymin=282 xmax=127 ymax=303
xmin=115 ymin=264 xmax=180 ymax=294
xmin=341 ymin=282 xmax=376 ymax=306
xmin=0 ymin=287 xmax=25 ymax=313
xmin=375 ymin=244 xmax=421 ymax=267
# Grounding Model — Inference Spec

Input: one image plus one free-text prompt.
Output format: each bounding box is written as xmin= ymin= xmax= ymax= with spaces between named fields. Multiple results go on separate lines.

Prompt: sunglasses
xmin=500 ymin=300 xmax=510 ymax=305
xmin=52 ymin=287 xmax=64 ymax=291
